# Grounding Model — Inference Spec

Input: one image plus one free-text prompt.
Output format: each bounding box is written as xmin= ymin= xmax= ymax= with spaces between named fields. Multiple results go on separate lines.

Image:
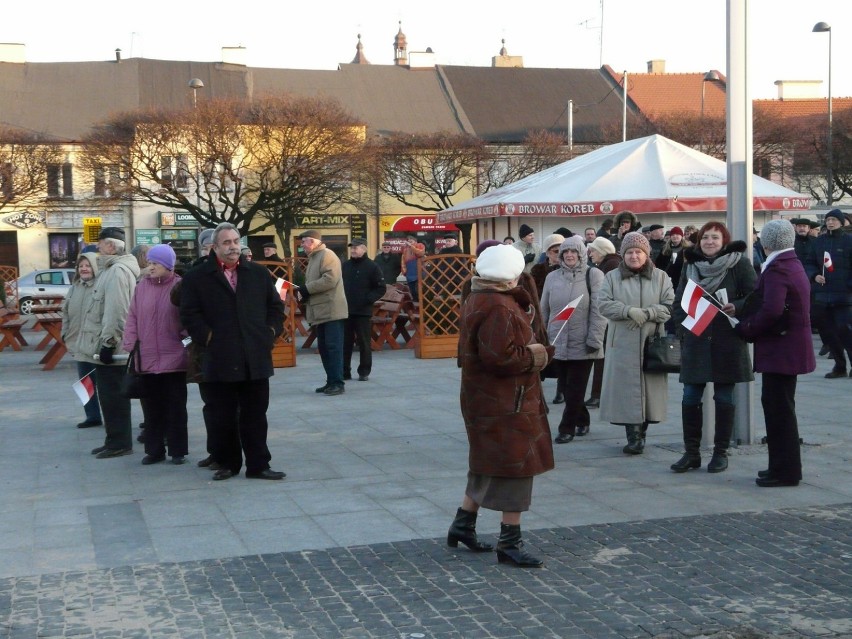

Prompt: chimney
xmin=115 ymin=48 xmax=121 ymax=63
xmin=647 ymin=59 xmax=666 ymax=74
xmin=774 ymin=80 xmax=823 ymax=100
xmin=221 ymin=46 xmax=247 ymax=66
xmin=0 ymin=43 xmax=26 ymax=64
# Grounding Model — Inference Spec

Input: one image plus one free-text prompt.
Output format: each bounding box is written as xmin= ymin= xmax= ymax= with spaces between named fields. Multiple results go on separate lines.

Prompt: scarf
xmin=685 ymin=251 xmax=743 ymax=293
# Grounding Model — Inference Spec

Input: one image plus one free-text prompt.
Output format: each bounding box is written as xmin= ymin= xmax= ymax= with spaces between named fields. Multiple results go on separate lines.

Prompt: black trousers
xmin=198 ymin=382 xmax=217 ymax=456
xmin=557 ymin=359 xmax=594 ymax=435
xmin=94 ymin=364 xmax=132 ymax=450
xmin=343 ymin=315 xmax=372 ymax=378
xmin=761 ymin=372 xmax=802 ymax=482
xmin=812 ymin=302 xmax=852 ymax=369
xmin=140 ymin=372 xmax=188 ymax=457
xmin=202 ymin=379 xmax=272 ymax=475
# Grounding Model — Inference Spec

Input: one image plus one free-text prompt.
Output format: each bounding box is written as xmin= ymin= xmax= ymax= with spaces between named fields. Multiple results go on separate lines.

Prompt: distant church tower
xmin=492 ymin=39 xmax=523 ymax=68
xmin=351 ymin=33 xmax=370 ymax=64
xmin=393 ymin=22 xmax=408 ymax=66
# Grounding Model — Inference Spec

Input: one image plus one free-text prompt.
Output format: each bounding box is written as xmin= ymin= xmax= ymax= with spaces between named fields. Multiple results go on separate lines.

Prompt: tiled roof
xmin=603 ymin=65 xmax=727 ymax=118
xmin=754 ymin=97 xmax=852 ymax=124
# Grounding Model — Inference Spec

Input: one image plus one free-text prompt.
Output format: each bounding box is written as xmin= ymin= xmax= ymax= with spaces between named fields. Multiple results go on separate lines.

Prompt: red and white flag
xmin=275 ymin=278 xmax=293 ymax=301
xmin=680 ymin=279 xmax=707 ymax=317
xmin=550 ymin=295 xmax=583 ymax=323
xmin=682 ymin=296 xmax=720 ymax=336
xmin=72 ymin=372 xmax=95 ymax=405
xmin=824 ymin=251 xmax=834 ymax=273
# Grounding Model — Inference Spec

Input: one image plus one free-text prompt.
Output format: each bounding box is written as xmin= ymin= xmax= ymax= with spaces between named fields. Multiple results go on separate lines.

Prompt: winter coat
xmin=805 ymin=228 xmax=852 ymax=305
xmin=402 ymin=242 xmax=426 ymax=281
xmin=512 ymin=239 xmax=541 ymax=273
xmin=76 ymin=253 xmax=140 ymax=365
xmin=654 ymin=240 xmax=688 ymax=290
xmin=122 ymin=272 xmax=187 ymax=374
xmin=610 ymin=211 xmax=641 ymax=252
xmin=530 ymin=262 xmax=558 ymax=301
xmin=342 ymin=256 xmax=386 ymax=316
xmin=179 ymin=255 xmax=284 ymax=383
xmin=599 ymin=260 xmax=674 ymax=424
xmin=673 ymin=242 xmax=755 ymax=385
xmin=598 ymin=253 xmax=622 ymax=275
xmin=540 ymin=236 xmax=606 ymax=361
xmin=458 ymin=281 xmax=554 ymax=478
xmin=736 ymin=249 xmax=816 ymax=376
xmin=374 ymin=252 xmax=402 ymax=284
xmin=303 ymin=244 xmax=348 ymax=325
xmin=62 ymin=254 xmax=101 ymax=362
xmin=793 ymin=234 xmax=812 ymax=265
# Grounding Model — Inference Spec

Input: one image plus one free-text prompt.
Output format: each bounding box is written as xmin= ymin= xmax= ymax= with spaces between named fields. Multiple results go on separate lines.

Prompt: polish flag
xmin=275 ymin=278 xmax=292 ymax=301
xmin=824 ymin=251 xmax=834 ymax=272
xmin=72 ymin=373 xmax=95 ymax=405
xmin=680 ymin=279 xmax=707 ymax=317
xmin=682 ymin=296 xmax=720 ymax=336
xmin=550 ymin=295 xmax=584 ymax=323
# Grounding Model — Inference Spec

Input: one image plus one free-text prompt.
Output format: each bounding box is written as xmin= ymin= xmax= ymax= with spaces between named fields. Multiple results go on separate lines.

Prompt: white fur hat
xmin=475 ymin=244 xmax=525 ymax=282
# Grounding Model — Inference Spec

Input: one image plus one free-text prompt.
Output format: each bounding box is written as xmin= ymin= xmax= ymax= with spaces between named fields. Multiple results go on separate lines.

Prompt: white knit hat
xmin=589 ymin=236 xmax=616 ymax=257
xmin=475 ymin=244 xmax=525 ymax=282
xmin=542 ymin=233 xmax=565 ymax=251
xmin=760 ymin=219 xmax=795 ymax=252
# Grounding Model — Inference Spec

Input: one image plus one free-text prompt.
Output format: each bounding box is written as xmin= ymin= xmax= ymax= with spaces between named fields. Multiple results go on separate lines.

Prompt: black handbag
xmin=643 ymin=326 xmax=681 ymax=373
xmin=121 ymin=341 xmax=149 ymax=399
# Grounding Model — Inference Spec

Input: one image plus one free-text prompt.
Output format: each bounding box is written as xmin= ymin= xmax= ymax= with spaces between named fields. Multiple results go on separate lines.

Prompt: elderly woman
xmin=671 ymin=221 xmax=755 ymax=474
xmin=122 ymin=244 xmax=189 ymax=465
xmin=540 ymin=236 xmax=606 ymax=442
xmin=62 ymin=253 xmax=103 ymax=428
xmin=448 ymin=244 xmax=554 ymax=568
xmin=736 ymin=220 xmax=815 ymax=487
xmin=599 ymin=232 xmax=674 ymax=454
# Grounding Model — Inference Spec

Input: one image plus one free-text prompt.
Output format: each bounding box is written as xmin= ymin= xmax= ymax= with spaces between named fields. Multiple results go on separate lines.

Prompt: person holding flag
xmin=599 ymin=232 xmax=674 ymax=455
xmin=804 ymin=208 xmax=852 ymax=379
xmin=540 ymin=236 xmax=606 ymax=443
xmin=671 ymin=221 xmax=755 ymax=474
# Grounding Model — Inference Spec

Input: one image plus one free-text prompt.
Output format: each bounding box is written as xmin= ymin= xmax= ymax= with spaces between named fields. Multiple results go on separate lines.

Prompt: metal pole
xmin=622 ymin=71 xmax=628 ymax=142
xmin=568 ymin=99 xmax=574 ymax=156
xmin=726 ymin=0 xmax=754 ymax=445
xmin=827 ymin=28 xmax=833 ymax=205
xmin=701 ymin=81 xmax=706 ymax=153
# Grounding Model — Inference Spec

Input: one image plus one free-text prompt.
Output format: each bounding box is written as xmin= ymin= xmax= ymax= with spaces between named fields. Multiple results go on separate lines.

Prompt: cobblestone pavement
xmin=1 ymin=502 xmax=849 ymax=639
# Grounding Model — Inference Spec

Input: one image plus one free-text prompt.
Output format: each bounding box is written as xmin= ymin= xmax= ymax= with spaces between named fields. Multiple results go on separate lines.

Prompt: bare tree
xmin=479 ymin=130 xmax=572 ymax=193
xmin=0 ymin=128 xmax=64 ymax=213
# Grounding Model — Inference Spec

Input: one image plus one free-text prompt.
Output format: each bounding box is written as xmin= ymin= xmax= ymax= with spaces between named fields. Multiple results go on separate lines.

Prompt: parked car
xmin=10 ymin=269 xmax=76 ymax=314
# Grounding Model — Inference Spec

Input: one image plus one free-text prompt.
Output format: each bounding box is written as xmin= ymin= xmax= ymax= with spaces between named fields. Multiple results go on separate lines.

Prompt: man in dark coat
xmin=342 ymin=238 xmax=385 ymax=381
xmin=180 ymin=222 xmax=286 ymax=481
xmin=610 ymin=210 xmax=641 ymax=252
xmin=791 ymin=218 xmax=813 ymax=264
xmin=261 ymin=242 xmax=285 ymax=263
xmin=374 ymin=240 xmax=402 ymax=285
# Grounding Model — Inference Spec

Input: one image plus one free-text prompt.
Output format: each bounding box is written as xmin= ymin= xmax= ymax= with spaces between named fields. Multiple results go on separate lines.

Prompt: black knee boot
xmin=622 ymin=424 xmax=643 ymax=455
xmin=447 ymin=508 xmax=494 ymax=552
xmin=708 ymin=402 xmax=735 ymax=473
xmin=496 ymin=523 xmax=543 ymax=567
xmin=672 ymin=404 xmax=703 ymax=472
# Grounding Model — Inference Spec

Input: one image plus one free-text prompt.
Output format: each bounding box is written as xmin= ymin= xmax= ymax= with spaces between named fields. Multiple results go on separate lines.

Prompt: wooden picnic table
xmin=32 ymin=312 xmax=67 ymax=370
xmin=30 ymin=293 xmax=65 ymax=314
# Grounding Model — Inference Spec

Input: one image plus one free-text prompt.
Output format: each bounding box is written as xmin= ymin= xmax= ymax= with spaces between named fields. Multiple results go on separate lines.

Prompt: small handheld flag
xmin=72 ymin=373 xmax=96 ymax=405
xmin=275 ymin=278 xmax=293 ymax=301
xmin=824 ymin=251 xmax=834 ymax=273
xmin=682 ymin=297 xmax=720 ymax=336
xmin=550 ymin=294 xmax=584 ymax=342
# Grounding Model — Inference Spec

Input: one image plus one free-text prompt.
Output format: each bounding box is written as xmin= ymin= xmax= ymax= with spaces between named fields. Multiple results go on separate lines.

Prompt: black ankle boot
xmin=447 ymin=508 xmax=493 ymax=552
xmin=496 ymin=523 xmax=543 ymax=567
xmin=622 ymin=424 xmax=643 ymax=455
xmin=672 ymin=404 xmax=703 ymax=473
xmin=708 ymin=402 xmax=734 ymax=473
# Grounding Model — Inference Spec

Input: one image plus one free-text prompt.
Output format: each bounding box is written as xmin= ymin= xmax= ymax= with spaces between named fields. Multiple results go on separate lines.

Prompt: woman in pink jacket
xmin=122 ymin=244 xmax=188 ymax=465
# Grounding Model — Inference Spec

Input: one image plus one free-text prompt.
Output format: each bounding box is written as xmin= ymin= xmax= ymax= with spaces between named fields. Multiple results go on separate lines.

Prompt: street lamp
xmin=812 ymin=21 xmax=832 ymax=205
xmin=700 ymin=70 xmax=722 ymax=153
xmin=188 ymin=78 xmax=204 ymax=109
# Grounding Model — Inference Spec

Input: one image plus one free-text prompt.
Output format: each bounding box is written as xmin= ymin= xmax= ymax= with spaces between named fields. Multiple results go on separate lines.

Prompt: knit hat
xmin=518 ymin=223 xmax=534 ymax=239
xmin=475 ymin=244 xmax=525 ymax=282
xmin=619 ymin=231 xmax=651 ymax=257
xmin=147 ymin=244 xmax=176 ymax=271
xmin=475 ymin=239 xmax=502 ymax=257
xmin=588 ymin=236 xmax=616 ymax=257
xmin=198 ymin=228 xmax=215 ymax=247
xmin=98 ymin=227 xmax=125 ymax=242
xmin=760 ymin=219 xmax=795 ymax=252
xmin=554 ymin=227 xmax=573 ymax=237
xmin=542 ymin=233 xmax=565 ymax=252
xmin=669 ymin=226 xmax=684 ymax=237
xmin=824 ymin=209 xmax=846 ymax=225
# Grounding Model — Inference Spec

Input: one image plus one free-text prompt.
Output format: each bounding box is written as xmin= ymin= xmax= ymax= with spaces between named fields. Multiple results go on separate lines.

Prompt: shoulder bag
xmin=643 ymin=324 xmax=681 ymax=374
xmin=121 ymin=341 xmax=150 ymax=398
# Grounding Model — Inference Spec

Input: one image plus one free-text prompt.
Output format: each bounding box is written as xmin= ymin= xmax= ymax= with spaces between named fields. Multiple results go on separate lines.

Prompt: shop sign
xmin=162 ymin=229 xmax=199 ymax=241
xmin=135 ymin=229 xmax=162 ymax=246
xmin=159 ymin=211 xmax=200 ymax=227
xmin=295 ymin=214 xmax=350 ymax=228
xmin=380 ymin=215 xmax=458 ymax=232
xmin=3 ymin=211 xmax=45 ymax=229
xmin=350 ymin=213 xmax=367 ymax=239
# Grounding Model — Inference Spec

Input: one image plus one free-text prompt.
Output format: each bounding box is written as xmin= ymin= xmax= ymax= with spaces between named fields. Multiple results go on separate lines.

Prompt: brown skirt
xmin=465 ymin=472 xmax=533 ymax=512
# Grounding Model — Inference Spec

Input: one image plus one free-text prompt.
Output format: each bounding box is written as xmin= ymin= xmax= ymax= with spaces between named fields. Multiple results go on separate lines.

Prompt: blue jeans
xmin=76 ymin=361 xmax=102 ymax=423
xmin=682 ymin=382 xmax=734 ymax=407
xmin=317 ymin=319 xmax=345 ymax=386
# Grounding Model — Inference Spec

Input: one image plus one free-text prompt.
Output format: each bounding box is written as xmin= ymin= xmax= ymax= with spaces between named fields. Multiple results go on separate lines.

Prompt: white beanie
xmin=589 ymin=236 xmax=616 ymax=257
xmin=761 ymin=219 xmax=796 ymax=252
xmin=475 ymin=244 xmax=525 ymax=282
xmin=542 ymin=233 xmax=565 ymax=251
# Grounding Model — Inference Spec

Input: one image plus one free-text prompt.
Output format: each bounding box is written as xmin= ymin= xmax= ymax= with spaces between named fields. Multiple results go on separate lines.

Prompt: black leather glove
xmin=297 ymin=285 xmax=310 ymax=300
xmin=99 ymin=346 xmax=115 ymax=364
xmin=524 ymin=253 xmax=535 ymax=264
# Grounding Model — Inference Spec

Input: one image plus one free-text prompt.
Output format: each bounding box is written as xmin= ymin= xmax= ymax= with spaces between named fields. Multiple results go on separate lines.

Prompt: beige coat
xmin=303 ymin=243 xmax=348 ymax=325
xmin=598 ymin=262 xmax=674 ymax=425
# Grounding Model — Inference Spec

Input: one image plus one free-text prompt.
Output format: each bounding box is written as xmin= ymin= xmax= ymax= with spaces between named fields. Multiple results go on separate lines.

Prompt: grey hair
xmin=212 ymin=222 xmax=239 ymax=246
xmin=103 ymin=238 xmax=126 ymax=254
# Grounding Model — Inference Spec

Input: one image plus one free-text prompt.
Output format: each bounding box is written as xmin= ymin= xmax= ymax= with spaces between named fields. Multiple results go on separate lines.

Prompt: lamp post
xmin=812 ymin=22 xmax=832 ymax=205
xmin=700 ymin=70 xmax=722 ymax=153
xmin=188 ymin=78 xmax=204 ymax=109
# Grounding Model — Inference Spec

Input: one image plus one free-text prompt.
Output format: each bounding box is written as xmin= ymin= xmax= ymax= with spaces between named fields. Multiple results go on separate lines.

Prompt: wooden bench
xmin=0 ymin=308 xmax=28 ymax=352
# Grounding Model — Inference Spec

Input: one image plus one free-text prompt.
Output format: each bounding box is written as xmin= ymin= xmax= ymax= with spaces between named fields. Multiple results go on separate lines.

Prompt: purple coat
xmin=123 ymin=272 xmax=187 ymax=373
xmin=736 ymin=250 xmax=815 ymax=376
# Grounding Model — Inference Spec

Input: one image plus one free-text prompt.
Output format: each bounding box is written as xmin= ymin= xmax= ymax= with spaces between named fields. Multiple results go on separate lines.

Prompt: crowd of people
xmin=53 ymin=209 xmax=849 ymax=568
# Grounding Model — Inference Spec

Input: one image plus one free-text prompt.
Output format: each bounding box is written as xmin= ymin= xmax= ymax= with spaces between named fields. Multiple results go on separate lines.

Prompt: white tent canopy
xmin=437 ymin=134 xmax=812 ymax=223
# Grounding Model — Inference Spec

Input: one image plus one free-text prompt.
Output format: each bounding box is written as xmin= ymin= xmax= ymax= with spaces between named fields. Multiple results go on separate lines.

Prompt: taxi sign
xmin=83 ymin=217 xmax=102 ymax=244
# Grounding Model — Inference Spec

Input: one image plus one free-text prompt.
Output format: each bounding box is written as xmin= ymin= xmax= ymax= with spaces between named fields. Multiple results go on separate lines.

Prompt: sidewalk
xmin=0 ymin=327 xmax=850 ymax=637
